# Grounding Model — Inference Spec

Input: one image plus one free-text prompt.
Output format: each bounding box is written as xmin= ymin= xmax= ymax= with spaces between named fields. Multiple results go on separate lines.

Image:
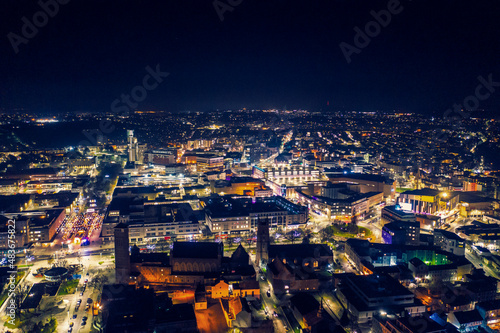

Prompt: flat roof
xmin=434 ymin=229 xmax=464 ymax=242
xmin=329 ymin=173 xmax=393 ymax=184
xmin=384 ymin=205 xmax=415 ymax=217
xmin=400 ymin=188 xmax=441 ymax=196
xmin=345 ymin=274 xmax=413 ymax=299
xmin=171 ymin=241 xmax=221 ymax=259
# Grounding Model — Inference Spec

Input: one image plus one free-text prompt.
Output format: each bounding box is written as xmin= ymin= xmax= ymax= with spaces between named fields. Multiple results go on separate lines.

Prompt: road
xmin=465 ymin=249 xmax=500 ymax=280
xmin=250 ymin=253 xmax=290 ymax=333
xmin=65 ymin=266 xmax=99 ymax=333
xmin=309 ymin=211 xmax=383 ymax=243
xmin=314 ymin=291 xmax=344 ymax=324
xmin=0 ymin=251 xmax=114 ymax=333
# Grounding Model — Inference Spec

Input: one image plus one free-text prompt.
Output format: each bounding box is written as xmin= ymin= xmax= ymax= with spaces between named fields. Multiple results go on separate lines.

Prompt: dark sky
xmin=1 ymin=0 xmax=499 ymax=114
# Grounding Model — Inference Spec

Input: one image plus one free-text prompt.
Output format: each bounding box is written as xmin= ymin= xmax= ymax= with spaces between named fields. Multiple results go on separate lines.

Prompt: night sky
xmin=1 ymin=0 xmax=500 ymax=114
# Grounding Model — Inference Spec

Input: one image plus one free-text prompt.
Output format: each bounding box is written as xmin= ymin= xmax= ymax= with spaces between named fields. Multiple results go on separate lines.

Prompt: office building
xmin=336 ymin=273 xmax=425 ymax=323
xmin=382 ymin=221 xmax=420 ymax=245
xmin=434 ymin=229 xmax=465 ymax=256
xmin=204 ymin=196 xmax=307 ymax=234
xmin=196 ymin=154 xmax=224 ymax=173
xmin=127 ymin=130 xmax=147 ymax=164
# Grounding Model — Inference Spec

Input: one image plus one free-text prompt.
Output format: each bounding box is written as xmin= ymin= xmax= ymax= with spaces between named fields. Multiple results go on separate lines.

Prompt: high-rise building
xmin=256 ymin=218 xmax=269 ymax=266
xmin=127 ymin=130 xmax=146 ymax=164
xmin=114 ymin=223 xmax=130 ymax=283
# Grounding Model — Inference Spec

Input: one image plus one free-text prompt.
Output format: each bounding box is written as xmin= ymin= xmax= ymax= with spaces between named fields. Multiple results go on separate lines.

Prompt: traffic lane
xmin=72 ymin=288 xmax=93 ymax=332
xmin=259 ymin=281 xmax=288 ymax=332
xmin=33 ymin=248 xmax=114 ymax=261
xmin=261 ymin=292 xmax=287 ymax=333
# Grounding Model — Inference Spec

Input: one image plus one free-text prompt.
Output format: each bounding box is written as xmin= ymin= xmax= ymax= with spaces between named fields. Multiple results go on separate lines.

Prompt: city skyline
xmin=0 ymin=2 xmax=500 ymax=333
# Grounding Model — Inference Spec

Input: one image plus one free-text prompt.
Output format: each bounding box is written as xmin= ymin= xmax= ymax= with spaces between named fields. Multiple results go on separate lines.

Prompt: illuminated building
xmin=196 ymin=154 xmax=224 ymax=173
xmin=382 ymin=221 xmax=420 ymax=246
xmin=127 ymin=130 xmax=146 ymax=164
xmin=336 ymin=273 xmax=425 ymax=323
xmin=328 ymin=173 xmax=396 ymax=199
xmin=252 ymin=165 xmax=320 ymax=183
xmin=398 ymin=189 xmax=459 ymax=214
xmin=434 ymin=229 xmax=465 ymax=256
xmin=145 ymin=149 xmax=177 ymax=165
xmin=204 ymin=196 xmax=307 ymax=234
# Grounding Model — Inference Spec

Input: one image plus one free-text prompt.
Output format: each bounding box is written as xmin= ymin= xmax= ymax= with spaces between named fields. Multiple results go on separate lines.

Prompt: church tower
xmin=256 ymin=218 xmax=270 ymax=267
xmin=114 ymin=223 xmax=130 ymax=283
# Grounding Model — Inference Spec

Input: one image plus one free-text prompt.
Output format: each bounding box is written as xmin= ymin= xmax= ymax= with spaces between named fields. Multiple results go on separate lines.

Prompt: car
xmin=68 ymin=328 xmax=73 ymax=333
xmin=72 ymin=314 xmax=77 ymax=319
xmin=77 ymin=299 xmax=82 ymax=304
xmin=84 ymin=279 xmax=88 ymax=283
xmin=273 ymin=312 xmax=278 ymax=318
xmin=69 ymin=322 xmax=74 ymax=327
xmin=82 ymin=316 xmax=88 ymax=321
xmin=80 ymin=291 xmax=84 ymax=296
xmin=266 ymin=290 xmax=271 ymax=297
xmin=87 ymin=298 xmax=93 ymax=304
xmin=81 ymin=320 xmax=86 ymax=326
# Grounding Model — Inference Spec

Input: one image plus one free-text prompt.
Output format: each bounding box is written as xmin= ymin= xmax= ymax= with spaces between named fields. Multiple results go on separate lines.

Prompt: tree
xmin=302 ymin=233 xmax=311 ymax=244
xmin=156 ymin=238 xmax=169 ymax=252
xmin=14 ymin=284 xmax=29 ymax=317
xmin=244 ymin=231 xmax=256 ymax=247
xmin=201 ymin=225 xmax=212 ymax=239
xmin=41 ymin=318 xmax=57 ymax=333
xmin=320 ymin=226 xmax=335 ymax=242
xmin=285 ymin=230 xmax=302 ymax=244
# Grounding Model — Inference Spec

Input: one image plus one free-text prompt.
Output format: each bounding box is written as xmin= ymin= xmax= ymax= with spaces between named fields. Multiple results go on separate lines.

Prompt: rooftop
xmin=434 ymin=229 xmax=464 ymax=242
xmin=452 ymin=309 xmax=483 ymax=324
xmin=329 ymin=173 xmax=393 ymax=184
xmin=171 ymin=241 xmax=222 ymax=259
xmin=345 ymin=274 xmax=413 ymax=299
